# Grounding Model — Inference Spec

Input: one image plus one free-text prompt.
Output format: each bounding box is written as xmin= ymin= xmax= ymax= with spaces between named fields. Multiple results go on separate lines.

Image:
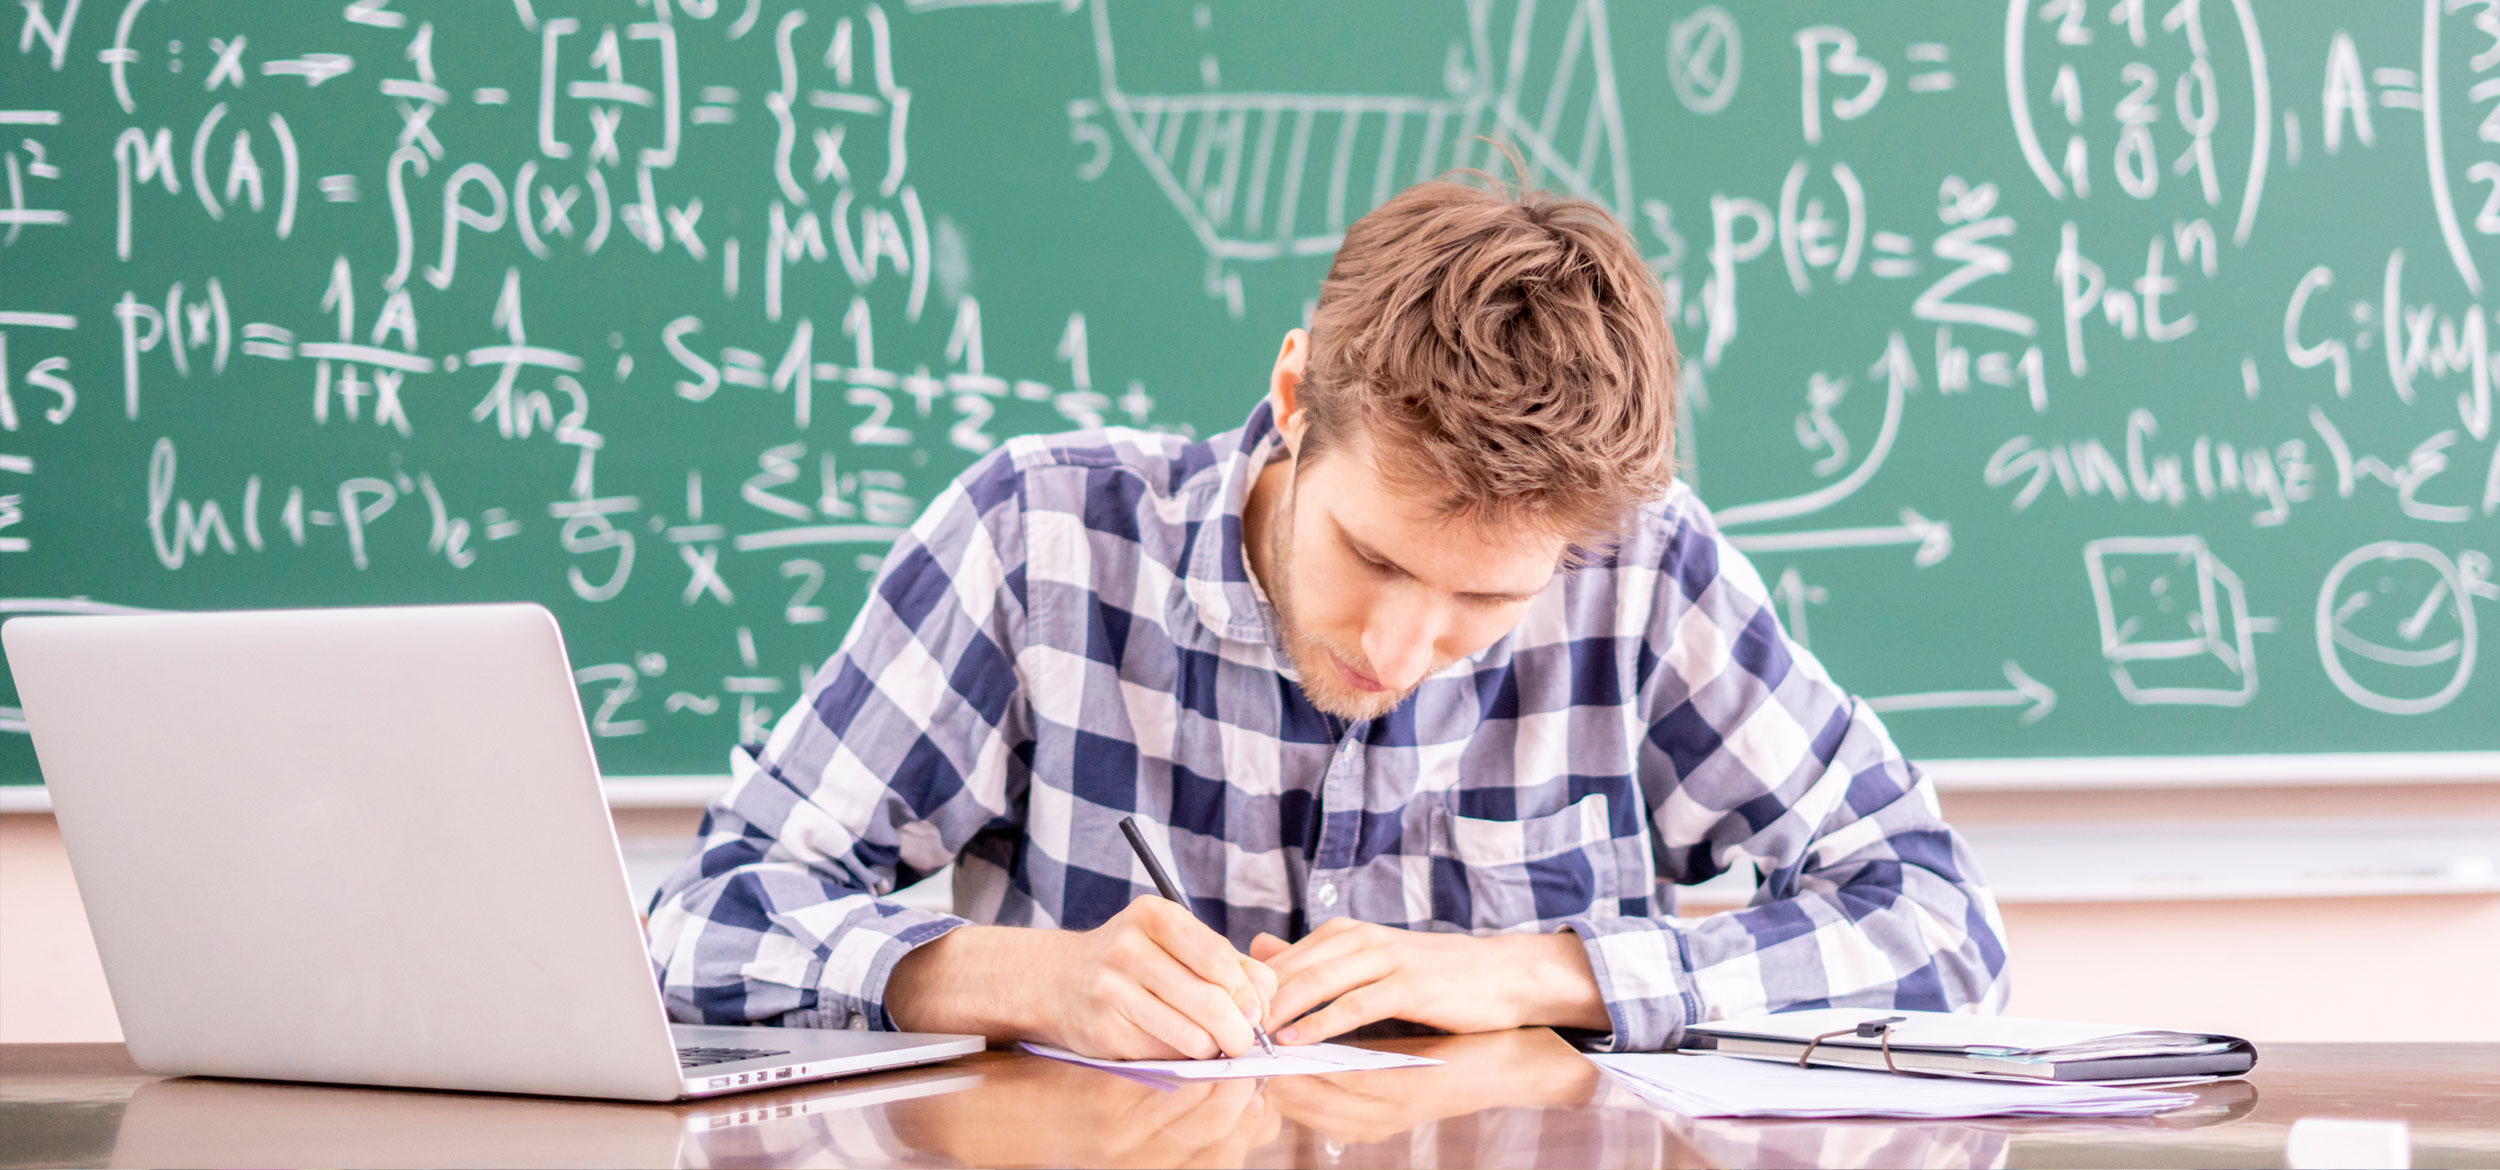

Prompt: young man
xmin=646 ymin=174 xmax=2009 ymax=1060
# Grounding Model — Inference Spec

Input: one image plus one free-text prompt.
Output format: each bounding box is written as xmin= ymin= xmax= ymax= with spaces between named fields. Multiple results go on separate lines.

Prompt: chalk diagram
xmin=2314 ymin=542 xmax=2494 ymax=715
xmin=2085 ymin=536 xmax=2273 ymax=707
xmin=1665 ymin=7 xmax=1739 ymax=116
xmin=1078 ymin=0 xmax=1631 ymax=313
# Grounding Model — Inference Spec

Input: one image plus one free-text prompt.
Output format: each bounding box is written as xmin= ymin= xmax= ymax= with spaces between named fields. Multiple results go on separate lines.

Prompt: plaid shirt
xmin=645 ymin=402 xmax=2010 ymax=1052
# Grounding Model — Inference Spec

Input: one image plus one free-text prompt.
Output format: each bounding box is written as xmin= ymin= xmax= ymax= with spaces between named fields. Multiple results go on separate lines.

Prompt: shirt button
xmin=1316 ymin=880 xmax=1339 ymax=908
xmin=847 ymin=1015 xmax=869 ymax=1031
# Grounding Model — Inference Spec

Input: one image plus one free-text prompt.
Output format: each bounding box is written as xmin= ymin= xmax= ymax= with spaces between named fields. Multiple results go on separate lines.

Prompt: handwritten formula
xmin=1 ymin=1 xmax=2492 ymax=777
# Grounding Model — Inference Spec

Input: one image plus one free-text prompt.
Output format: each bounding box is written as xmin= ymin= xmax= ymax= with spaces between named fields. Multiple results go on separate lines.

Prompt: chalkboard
xmin=2 ymin=0 xmax=2495 ymax=789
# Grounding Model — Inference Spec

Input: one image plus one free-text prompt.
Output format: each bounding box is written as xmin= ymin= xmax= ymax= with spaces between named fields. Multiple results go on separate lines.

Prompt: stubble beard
xmin=1261 ymin=469 xmax=1414 ymax=723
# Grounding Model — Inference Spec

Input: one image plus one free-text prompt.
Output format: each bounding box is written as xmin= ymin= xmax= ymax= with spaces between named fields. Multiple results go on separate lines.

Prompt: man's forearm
xmin=886 ymin=924 xmax=1061 ymax=1037
xmin=1254 ymin=921 xmax=1617 ymax=1042
xmin=1500 ymin=932 xmax=1613 ymax=1032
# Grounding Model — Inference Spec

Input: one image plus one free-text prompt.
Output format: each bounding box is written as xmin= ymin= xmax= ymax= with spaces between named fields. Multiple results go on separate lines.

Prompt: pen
xmin=1117 ymin=814 xmax=1279 ymax=1058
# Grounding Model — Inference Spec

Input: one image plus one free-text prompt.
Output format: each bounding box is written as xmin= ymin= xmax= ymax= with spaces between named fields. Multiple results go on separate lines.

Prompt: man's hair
xmin=1300 ymin=157 xmax=1678 ymax=552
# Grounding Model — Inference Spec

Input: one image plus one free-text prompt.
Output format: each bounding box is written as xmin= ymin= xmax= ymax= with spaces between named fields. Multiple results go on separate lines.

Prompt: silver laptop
xmin=2 ymin=602 xmax=984 ymax=1102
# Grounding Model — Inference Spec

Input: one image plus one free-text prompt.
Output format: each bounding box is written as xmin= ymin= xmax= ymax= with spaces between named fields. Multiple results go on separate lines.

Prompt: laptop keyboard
xmin=678 ymin=1045 xmax=791 ymax=1069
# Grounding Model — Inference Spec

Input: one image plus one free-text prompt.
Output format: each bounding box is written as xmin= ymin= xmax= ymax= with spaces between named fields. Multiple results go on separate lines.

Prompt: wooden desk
xmin=2 ymin=1033 xmax=2493 ymax=1169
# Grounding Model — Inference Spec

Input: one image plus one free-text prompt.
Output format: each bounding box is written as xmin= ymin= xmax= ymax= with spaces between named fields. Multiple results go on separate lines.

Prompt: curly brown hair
xmin=1300 ymin=159 xmax=1678 ymax=554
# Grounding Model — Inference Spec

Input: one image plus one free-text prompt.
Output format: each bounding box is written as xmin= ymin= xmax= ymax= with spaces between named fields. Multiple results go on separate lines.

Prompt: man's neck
xmin=1240 ymin=455 xmax=1289 ymax=598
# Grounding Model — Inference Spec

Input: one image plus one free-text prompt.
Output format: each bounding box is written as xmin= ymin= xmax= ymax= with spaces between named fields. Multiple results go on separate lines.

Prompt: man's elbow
xmin=1920 ymin=898 xmax=2013 ymax=1014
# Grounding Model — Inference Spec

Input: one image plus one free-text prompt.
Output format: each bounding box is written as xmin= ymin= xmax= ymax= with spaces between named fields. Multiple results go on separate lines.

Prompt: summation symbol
xmin=0 ymin=453 xmax=31 ymax=554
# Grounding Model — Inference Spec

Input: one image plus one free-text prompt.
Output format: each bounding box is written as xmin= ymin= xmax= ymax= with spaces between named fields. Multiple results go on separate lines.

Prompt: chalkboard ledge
xmin=1923 ymin=753 xmax=2500 ymax=791
xmin=0 ymin=776 xmax=737 ymax=814
xmin=6 ymin=754 xmax=2499 ymax=813
xmin=601 ymin=776 xmax=738 ymax=808
xmin=1682 ymin=816 xmax=2500 ymax=906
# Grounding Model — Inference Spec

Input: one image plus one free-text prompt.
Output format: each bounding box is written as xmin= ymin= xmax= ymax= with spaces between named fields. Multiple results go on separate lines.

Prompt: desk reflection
xmin=1658 ymin=1076 xmax=2260 ymax=1170
xmin=102 ymin=1030 xmax=1680 ymax=1169
xmin=36 ymin=1039 xmax=2488 ymax=1170
xmin=873 ymin=1029 xmax=1674 ymax=1169
xmin=108 ymin=1064 xmax=984 ymax=1169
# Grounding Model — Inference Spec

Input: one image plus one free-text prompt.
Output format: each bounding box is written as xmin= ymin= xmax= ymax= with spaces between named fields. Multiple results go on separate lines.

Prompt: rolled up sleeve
xmin=1569 ymin=501 xmax=2011 ymax=1053
xmin=645 ymin=450 xmax=1031 ymax=1030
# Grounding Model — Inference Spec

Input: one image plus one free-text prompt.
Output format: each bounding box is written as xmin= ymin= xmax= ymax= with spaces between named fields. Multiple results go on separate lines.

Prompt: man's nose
xmin=1361 ymin=599 xmax=1443 ymax=690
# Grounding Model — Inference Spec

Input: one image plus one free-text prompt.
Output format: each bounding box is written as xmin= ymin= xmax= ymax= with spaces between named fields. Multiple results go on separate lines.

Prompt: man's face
xmin=1255 ymin=429 xmax=1566 ymax=722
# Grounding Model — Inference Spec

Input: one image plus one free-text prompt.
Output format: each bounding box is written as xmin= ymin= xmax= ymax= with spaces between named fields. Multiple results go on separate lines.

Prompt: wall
xmin=1944 ymin=783 xmax=2500 ymax=1042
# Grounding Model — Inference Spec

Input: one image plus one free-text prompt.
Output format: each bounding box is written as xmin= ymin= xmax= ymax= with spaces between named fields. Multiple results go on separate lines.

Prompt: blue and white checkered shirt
xmin=645 ymin=402 xmax=2011 ymax=1052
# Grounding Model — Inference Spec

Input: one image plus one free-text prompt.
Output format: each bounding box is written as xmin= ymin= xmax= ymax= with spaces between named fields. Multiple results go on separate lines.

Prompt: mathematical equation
xmin=0 ymin=0 xmax=1192 ymax=758
xmin=1653 ymin=2 xmax=2498 ymax=728
xmin=3 ymin=1 xmax=2495 ymax=772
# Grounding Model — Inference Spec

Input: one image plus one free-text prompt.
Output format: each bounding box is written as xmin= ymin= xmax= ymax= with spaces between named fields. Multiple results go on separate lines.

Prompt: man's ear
xmin=1269 ymin=329 xmax=1310 ymax=448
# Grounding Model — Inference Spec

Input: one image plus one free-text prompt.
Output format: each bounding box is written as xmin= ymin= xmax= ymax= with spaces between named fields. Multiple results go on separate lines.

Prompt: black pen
xmin=1117 ymin=815 xmax=1279 ymax=1058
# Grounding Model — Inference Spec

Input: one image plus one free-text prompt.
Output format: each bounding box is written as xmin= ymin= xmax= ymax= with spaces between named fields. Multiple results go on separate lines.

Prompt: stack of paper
xmin=1589 ymin=1053 xmax=2197 ymax=1119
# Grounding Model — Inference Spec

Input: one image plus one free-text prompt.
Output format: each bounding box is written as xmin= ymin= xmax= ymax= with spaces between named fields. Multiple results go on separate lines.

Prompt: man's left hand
xmin=1248 ymin=919 xmax=1612 ymax=1044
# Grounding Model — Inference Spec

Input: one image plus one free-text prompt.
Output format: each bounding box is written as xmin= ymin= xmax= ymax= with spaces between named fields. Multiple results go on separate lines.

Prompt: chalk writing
xmin=2 ymin=1 xmax=2493 ymax=785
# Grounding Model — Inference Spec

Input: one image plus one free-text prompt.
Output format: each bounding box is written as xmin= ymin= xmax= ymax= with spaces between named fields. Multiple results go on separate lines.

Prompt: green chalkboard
xmin=2 ymin=0 xmax=2494 ymax=789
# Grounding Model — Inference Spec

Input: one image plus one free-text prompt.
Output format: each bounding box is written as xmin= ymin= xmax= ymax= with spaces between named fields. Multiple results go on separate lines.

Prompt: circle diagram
xmin=2314 ymin=543 xmax=2479 ymax=715
xmin=1668 ymin=7 xmax=1740 ymax=115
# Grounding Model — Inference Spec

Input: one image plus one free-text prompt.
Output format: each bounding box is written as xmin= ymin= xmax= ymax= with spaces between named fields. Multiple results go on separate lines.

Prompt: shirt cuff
xmin=1560 ymin=915 xmax=1699 ymax=1053
xmin=814 ymin=905 xmax=972 ymax=1031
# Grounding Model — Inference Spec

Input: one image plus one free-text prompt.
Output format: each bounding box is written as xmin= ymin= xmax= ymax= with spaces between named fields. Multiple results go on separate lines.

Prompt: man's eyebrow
xmin=1340 ymin=528 xmax=1545 ymax=604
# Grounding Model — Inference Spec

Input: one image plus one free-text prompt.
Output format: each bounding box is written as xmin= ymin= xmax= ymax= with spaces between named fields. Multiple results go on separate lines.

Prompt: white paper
xmin=1590 ymin=1053 xmax=2196 ymax=1119
xmin=1021 ymin=1041 xmax=1441 ymax=1080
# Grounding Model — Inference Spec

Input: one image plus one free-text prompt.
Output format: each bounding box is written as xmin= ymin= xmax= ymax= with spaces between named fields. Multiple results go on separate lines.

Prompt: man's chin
xmin=1280 ymin=635 xmax=1416 ymax=720
xmin=1297 ymin=677 xmax=1413 ymax=722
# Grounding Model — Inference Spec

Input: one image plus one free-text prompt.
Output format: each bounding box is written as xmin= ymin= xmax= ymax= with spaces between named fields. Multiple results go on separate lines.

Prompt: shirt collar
xmin=1180 ymin=399 xmax=1553 ymax=703
xmin=1180 ymin=399 xmax=1289 ymax=649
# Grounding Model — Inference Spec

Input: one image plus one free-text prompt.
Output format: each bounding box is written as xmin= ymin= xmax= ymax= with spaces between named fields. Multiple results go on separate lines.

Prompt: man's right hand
xmin=887 ymin=896 xmax=1278 ymax=1061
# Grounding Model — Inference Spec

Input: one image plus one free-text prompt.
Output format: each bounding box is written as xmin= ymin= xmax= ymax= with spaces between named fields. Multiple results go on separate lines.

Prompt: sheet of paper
xmin=1589 ymin=1053 xmax=2196 ymax=1119
xmin=1022 ymin=1041 xmax=1441 ymax=1080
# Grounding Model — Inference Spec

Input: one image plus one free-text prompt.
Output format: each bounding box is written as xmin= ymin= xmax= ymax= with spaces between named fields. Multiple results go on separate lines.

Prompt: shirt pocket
xmin=1431 ymin=792 xmax=1619 ymax=931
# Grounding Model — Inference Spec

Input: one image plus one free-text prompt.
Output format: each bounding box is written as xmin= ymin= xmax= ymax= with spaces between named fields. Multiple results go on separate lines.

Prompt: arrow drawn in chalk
xmin=1866 ymin=660 xmax=2057 ymax=725
xmin=1771 ymin=566 xmax=1828 ymax=648
xmin=1714 ymin=330 xmax=1916 ymax=528
xmin=1726 ymin=507 xmax=1952 ymax=566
